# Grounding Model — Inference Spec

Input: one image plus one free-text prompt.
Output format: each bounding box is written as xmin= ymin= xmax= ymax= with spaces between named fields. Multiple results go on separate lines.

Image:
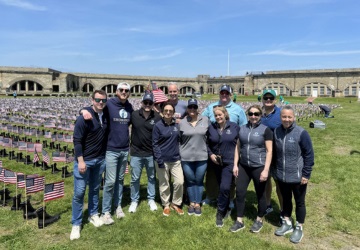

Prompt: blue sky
xmin=1 ymin=0 xmax=359 ymax=77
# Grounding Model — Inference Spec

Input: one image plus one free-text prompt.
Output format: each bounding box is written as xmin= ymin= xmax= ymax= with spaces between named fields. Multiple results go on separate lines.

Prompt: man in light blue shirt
xmin=202 ymin=85 xmax=247 ymax=208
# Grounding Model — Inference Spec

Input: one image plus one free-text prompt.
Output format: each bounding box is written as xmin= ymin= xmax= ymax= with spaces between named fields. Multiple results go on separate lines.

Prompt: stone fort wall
xmin=1 ymin=66 xmax=360 ymax=97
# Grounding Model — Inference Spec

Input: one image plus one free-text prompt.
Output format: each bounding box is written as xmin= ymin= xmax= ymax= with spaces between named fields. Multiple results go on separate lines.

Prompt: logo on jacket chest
xmin=119 ymin=109 xmax=128 ymax=118
xmin=288 ymin=137 xmax=295 ymax=143
xmin=225 ymin=129 xmax=232 ymax=135
xmin=253 ymin=132 xmax=260 ymax=137
xmin=149 ymin=120 xmax=155 ymax=125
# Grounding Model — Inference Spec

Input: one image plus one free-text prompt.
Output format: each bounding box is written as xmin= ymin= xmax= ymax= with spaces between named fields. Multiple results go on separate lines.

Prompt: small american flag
xmin=18 ymin=141 xmax=27 ymax=151
xmin=17 ymin=174 xmax=26 ymax=188
xmin=52 ymin=151 xmax=66 ymax=162
xmin=27 ymin=143 xmax=35 ymax=152
xmin=33 ymin=148 xmax=40 ymax=163
xmin=42 ymin=149 xmax=50 ymax=164
xmin=26 ymin=176 xmax=45 ymax=194
xmin=0 ymin=166 xmax=4 ymax=182
xmin=4 ymin=169 xmax=17 ymax=184
xmin=44 ymin=181 xmax=65 ymax=202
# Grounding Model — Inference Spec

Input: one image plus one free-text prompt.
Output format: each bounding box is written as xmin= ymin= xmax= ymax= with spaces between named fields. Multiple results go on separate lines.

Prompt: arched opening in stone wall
xmin=207 ymin=85 xmax=214 ymax=94
xmin=199 ymin=86 xmax=204 ymax=94
xmin=263 ymin=82 xmax=290 ymax=96
xmin=130 ymin=85 xmax=145 ymax=96
xmin=11 ymin=80 xmax=43 ymax=92
xmin=101 ymin=84 xmax=117 ymax=94
xmin=179 ymin=86 xmax=195 ymax=95
xmin=300 ymin=82 xmax=332 ymax=97
xmin=159 ymin=86 xmax=168 ymax=94
xmin=238 ymin=83 xmax=244 ymax=95
xmin=344 ymin=82 xmax=360 ymax=97
xmin=82 ymin=83 xmax=94 ymax=93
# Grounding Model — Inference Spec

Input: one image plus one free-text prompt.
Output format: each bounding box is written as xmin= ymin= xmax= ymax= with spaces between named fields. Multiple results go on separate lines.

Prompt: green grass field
xmin=0 ymin=96 xmax=359 ymax=250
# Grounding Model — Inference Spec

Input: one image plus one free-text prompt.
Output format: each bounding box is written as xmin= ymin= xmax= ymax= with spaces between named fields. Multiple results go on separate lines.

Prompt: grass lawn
xmin=0 ymin=95 xmax=359 ymax=250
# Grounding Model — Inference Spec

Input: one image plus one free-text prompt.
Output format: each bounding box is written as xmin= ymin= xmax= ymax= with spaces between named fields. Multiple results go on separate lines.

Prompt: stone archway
xmin=262 ymin=82 xmax=291 ymax=96
xmin=82 ymin=83 xmax=94 ymax=93
xmin=179 ymin=86 xmax=195 ymax=95
xmin=299 ymin=82 xmax=333 ymax=97
xmin=344 ymin=82 xmax=360 ymax=96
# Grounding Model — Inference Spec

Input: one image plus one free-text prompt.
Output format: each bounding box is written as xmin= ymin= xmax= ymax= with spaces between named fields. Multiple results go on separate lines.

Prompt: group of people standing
xmin=70 ymin=83 xmax=314 ymax=245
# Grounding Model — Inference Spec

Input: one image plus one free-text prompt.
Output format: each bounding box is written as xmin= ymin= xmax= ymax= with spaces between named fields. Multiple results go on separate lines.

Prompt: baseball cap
xmin=187 ymin=98 xmax=198 ymax=107
xmin=220 ymin=85 xmax=232 ymax=94
xmin=142 ymin=92 xmax=154 ymax=102
xmin=117 ymin=82 xmax=131 ymax=90
xmin=262 ymin=89 xmax=277 ymax=98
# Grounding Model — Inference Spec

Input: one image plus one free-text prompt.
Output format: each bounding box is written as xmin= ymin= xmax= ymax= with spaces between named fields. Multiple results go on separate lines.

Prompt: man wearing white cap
xmin=81 ymin=82 xmax=133 ymax=225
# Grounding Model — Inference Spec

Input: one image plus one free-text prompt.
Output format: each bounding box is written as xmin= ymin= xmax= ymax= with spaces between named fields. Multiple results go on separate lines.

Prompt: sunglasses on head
xmin=213 ymin=105 xmax=223 ymax=109
xmin=118 ymin=88 xmax=129 ymax=93
xmin=248 ymin=112 xmax=260 ymax=117
xmin=94 ymin=98 xmax=107 ymax=103
xmin=143 ymin=101 xmax=153 ymax=106
xmin=263 ymin=96 xmax=275 ymax=101
xmin=188 ymin=105 xmax=198 ymax=109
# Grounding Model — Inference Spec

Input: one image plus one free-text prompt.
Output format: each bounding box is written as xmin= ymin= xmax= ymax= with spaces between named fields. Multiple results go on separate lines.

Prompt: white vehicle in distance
xmin=194 ymin=92 xmax=202 ymax=98
xmin=185 ymin=92 xmax=193 ymax=98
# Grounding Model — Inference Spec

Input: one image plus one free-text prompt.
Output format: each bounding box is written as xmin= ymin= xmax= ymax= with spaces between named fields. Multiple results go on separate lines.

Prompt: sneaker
xmin=148 ymin=200 xmax=158 ymax=211
xmin=188 ymin=205 xmax=195 ymax=215
xmin=163 ymin=207 xmax=170 ymax=216
xmin=170 ymin=204 xmax=184 ymax=215
xmin=216 ymin=212 xmax=224 ymax=227
xmin=230 ymin=220 xmax=245 ymax=233
xmin=202 ymin=198 xmax=212 ymax=206
xmin=101 ymin=212 xmax=114 ymax=225
xmin=116 ymin=206 xmax=125 ymax=219
xmin=275 ymin=219 xmax=293 ymax=236
xmin=70 ymin=225 xmax=81 ymax=240
xmin=88 ymin=214 xmax=104 ymax=227
xmin=129 ymin=202 xmax=138 ymax=213
xmin=250 ymin=220 xmax=263 ymax=233
xmin=194 ymin=206 xmax=202 ymax=216
xmin=264 ymin=205 xmax=273 ymax=216
xmin=290 ymin=223 xmax=303 ymax=243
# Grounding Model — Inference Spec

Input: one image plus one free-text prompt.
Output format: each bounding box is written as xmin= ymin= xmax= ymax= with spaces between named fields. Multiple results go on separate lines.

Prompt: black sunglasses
xmin=188 ymin=105 xmax=198 ymax=109
xmin=118 ymin=88 xmax=130 ymax=93
xmin=248 ymin=112 xmax=260 ymax=117
xmin=94 ymin=98 xmax=107 ymax=103
xmin=263 ymin=96 xmax=275 ymax=101
xmin=143 ymin=101 xmax=154 ymax=106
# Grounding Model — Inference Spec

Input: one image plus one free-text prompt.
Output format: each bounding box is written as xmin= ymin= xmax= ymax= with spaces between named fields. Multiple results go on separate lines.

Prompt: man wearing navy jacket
xmin=71 ymin=90 xmax=108 ymax=240
xmin=81 ymin=82 xmax=133 ymax=225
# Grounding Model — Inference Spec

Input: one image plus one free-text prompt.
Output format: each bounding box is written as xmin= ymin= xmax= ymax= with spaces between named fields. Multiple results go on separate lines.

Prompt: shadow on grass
xmin=350 ymin=150 xmax=360 ymax=155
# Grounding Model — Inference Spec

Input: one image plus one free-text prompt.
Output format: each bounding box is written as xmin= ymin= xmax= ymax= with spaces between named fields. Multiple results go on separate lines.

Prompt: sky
xmin=1 ymin=0 xmax=360 ymax=77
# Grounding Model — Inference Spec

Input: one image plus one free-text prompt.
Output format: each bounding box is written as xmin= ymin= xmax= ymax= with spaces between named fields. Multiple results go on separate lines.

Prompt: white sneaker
xmin=70 ymin=225 xmax=81 ymax=240
xmin=148 ymin=200 xmax=157 ymax=211
xmin=129 ymin=202 xmax=138 ymax=213
xmin=116 ymin=206 xmax=125 ymax=219
xmin=89 ymin=214 xmax=104 ymax=227
xmin=101 ymin=212 xmax=114 ymax=225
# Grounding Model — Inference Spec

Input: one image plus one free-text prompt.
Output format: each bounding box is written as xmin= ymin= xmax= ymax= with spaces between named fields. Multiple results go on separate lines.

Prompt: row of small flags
xmin=0 ymin=120 xmax=75 ymax=131
xmin=0 ymin=132 xmax=73 ymax=143
xmin=0 ymin=163 xmax=64 ymax=202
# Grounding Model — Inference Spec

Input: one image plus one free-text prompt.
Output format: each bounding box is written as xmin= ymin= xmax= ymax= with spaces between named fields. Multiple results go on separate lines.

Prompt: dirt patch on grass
xmin=301 ymin=231 xmax=360 ymax=250
xmin=332 ymin=145 xmax=352 ymax=156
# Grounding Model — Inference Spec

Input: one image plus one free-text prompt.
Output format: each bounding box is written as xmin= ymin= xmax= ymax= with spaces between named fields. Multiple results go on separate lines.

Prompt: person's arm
xmin=238 ymin=108 xmax=247 ymax=127
xmin=80 ymin=106 xmax=94 ymax=120
xmin=233 ymin=140 xmax=239 ymax=177
xmin=260 ymin=127 xmax=273 ymax=182
xmin=299 ymin=130 xmax=314 ymax=184
xmin=73 ymin=117 xmax=87 ymax=173
xmin=152 ymin=124 xmax=165 ymax=168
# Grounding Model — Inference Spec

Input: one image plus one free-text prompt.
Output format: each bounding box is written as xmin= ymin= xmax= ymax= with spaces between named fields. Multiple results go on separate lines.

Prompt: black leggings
xmin=235 ymin=165 xmax=267 ymax=218
xmin=278 ymin=181 xmax=307 ymax=224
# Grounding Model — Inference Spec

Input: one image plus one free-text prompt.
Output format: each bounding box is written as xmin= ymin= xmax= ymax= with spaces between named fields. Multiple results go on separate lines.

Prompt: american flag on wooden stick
xmin=44 ymin=181 xmax=65 ymax=202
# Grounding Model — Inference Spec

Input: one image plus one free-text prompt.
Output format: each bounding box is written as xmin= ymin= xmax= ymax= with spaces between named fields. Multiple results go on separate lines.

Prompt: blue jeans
xmin=102 ymin=150 xmax=128 ymax=214
xmin=71 ymin=157 xmax=105 ymax=226
xmin=182 ymin=160 xmax=207 ymax=204
xmin=130 ymin=156 xmax=156 ymax=202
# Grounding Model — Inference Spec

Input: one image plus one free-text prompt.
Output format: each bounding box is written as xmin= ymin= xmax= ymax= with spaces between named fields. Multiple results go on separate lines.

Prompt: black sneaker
xmin=250 ymin=220 xmax=263 ymax=233
xmin=215 ymin=212 xmax=224 ymax=228
xmin=194 ymin=206 xmax=202 ymax=216
xmin=229 ymin=221 xmax=245 ymax=233
xmin=290 ymin=223 xmax=303 ymax=243
xmin=188 ymin=205 xmax=195 ymax=216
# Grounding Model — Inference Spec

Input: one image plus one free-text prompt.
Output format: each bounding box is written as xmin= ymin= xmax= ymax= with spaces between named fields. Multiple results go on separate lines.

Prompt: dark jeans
xmin=235 ymin=164 xmax=267 ymax=218
xmin=213 ymin=162 xmax=233 ymax=214
xmin=278 ymin=181 xmax=307 ymax=224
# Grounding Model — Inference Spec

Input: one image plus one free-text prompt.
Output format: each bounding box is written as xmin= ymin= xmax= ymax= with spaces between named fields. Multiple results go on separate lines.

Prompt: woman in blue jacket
xmin=207 ymin=106 xmax=239 ymax=228
xmin=230 ymin=104 xmax=273 ymax=233
xmin=152 ymin=102 xmax=184 ymax=217
xmin=273 ymin=106 xmax=314 ymax=244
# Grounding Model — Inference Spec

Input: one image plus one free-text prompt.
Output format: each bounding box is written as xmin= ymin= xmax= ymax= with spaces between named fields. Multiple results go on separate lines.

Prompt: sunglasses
xmin=213 ymin=105 xmax=223 ymax=109
xmin=143 ymin=101 xmax=154 ymax=106
xmin=263 ymin=96 xmax=275 ymax=101
xmin=220 ymin=91 xmax=230 ymax=95
xmin=94 ymin=98 xmax=107 ymax=103
xmin=248 ymin=112 xmax=260 ymax=117
xmin=188 ymin=105 xmax=198 ymax=109
xmin=118 ymin=88 xmax=130 ymax=93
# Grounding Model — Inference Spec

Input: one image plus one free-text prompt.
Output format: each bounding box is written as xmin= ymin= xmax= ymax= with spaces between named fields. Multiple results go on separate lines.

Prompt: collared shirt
xmin=202 ymin=101 xmax=247 ymax=127
xmin=130 ymin=108 xmax=162 ymax=157
xmin=261 ymin=105 xmax=281 ymax=131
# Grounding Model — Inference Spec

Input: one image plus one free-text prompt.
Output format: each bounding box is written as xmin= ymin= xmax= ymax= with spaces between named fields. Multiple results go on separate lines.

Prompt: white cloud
xmin=249 ymin=49 xmax=360 ymax=56
xmin=0 ymin=0 xmax=47 ymax=11
xmin=115 ymin=49 xmax=183 ymax=62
